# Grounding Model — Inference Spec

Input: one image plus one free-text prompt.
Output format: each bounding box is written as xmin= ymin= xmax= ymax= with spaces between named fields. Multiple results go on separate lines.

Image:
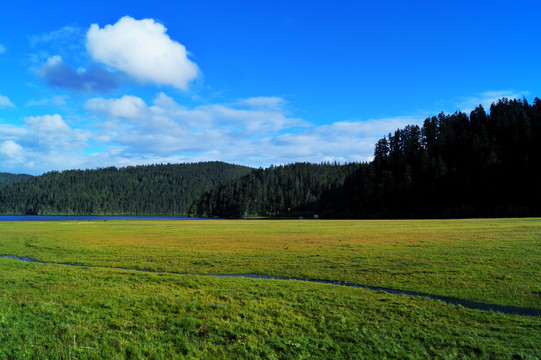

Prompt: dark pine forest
xmin=189 ymin=162 xmax=362 ymax=218
xmin=0 ymin=173 xmax=32 ymax=187
xmin=1 ymin=97 xmax=540 ymax=218
xmin=0 ymin=162 xmax=252 ymax=215
xmin=191 ymin=97 xmax=541 ymax=218
xmin=317 ymin=97 xmax=541 ymax=218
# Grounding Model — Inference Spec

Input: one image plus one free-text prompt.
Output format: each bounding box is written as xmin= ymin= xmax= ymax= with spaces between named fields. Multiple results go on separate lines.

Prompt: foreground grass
xmin=1 ymin=218 xmax=539 ymax=309
xmin=1 ymin=258 xmax=540 ymax=359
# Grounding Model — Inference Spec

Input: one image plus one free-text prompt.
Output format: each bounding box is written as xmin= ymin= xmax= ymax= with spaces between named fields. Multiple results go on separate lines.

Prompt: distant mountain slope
xmin=189 ymin=162 xmax=362 ymax=218
xmin=0 ymin=162 xmax=253 ymax=215
xmin=0 ymin=173 xmax=33 ymax=187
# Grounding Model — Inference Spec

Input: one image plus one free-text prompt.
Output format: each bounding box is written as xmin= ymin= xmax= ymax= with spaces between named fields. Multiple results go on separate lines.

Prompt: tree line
xmin=0 ymin=162 xmax=252 ymax=215
xmin=324 ymin=97 xmax=541 ymax=218
xmin=0 ymin=173 xmax=32 ymax=187
xmin=191 ymin=97 xmax=541 ymax=218
xmin=189 ymin=162 xmax=361 ymax=218
xmin=1 ymin=97 xmax=540 ymax=218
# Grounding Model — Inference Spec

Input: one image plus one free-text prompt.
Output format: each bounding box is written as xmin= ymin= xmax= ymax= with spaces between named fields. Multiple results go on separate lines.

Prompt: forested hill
xmin=0 ymin=173 xmax=33 ymax=187
xmin=0 ymin=162 xmax=252 ymax=215
xmin=192 ymin=97 xmax=541 ymax=218
xmin=2 ymin=97 xmax=539 ymax=218
xmin=323 ymin=97 xmax=541 ymax=218
xmin=189 ymin=162 xmax=362 ymax=218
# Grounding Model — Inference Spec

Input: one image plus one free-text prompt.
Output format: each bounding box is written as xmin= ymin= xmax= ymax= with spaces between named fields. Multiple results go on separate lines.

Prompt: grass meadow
xmin=0 ymin=218 xmax=540 ymax=358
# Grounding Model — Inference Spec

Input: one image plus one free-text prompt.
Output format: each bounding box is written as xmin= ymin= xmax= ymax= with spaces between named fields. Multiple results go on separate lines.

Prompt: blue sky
xmin=1 ymin=0 xmax=540 ymax=175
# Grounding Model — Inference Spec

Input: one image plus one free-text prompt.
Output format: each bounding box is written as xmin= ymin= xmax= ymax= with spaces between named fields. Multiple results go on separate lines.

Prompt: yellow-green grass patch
xmin=1 ymin=218 xmax=540 ymax=308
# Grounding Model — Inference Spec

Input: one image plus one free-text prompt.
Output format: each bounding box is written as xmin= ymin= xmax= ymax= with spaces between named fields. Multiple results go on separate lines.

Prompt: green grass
xmin=1 ymin=218 xmax=539 ymax=308
xmin=1 ymin=259 xmax=540 ymax=359
xmin=0 ymin=218 xmax=540 ymax=358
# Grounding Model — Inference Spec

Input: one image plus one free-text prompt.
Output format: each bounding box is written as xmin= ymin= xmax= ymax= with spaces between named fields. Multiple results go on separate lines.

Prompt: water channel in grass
xmin=1 ymin=254 xmax=539 ymax=317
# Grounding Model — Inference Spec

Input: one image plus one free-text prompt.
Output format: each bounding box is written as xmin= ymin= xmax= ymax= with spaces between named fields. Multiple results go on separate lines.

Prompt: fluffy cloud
xmin=86 ymin=16 xmax=199 ymax=90
xmin=0 ymin=114 xmax=91 ymax=173
xmin=82 ymin=93 xmax=414 ymax=167
xmin=85 ymin=94 xmax=307 ymax=154
xmin=85 ymin=95 xmax=150 ymax=121
xmin=38 ymin=55 xmax=119 ymax=93
xmin=0 ymin=140 xmax=23 ymax=161
xmin=25 ymin=114 xmax=71 ymax=133
xmin=22 ymin=114 xmax=90 ymax=152
xmin=0 ymin=95 xmax=15 ymax=107
xmin=1 ymin=89 xmax=420 ymax=173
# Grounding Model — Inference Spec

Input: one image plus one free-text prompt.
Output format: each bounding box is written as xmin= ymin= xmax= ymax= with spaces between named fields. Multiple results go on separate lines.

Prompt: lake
xmin=0 ymin=215 xmax=209 ymax=221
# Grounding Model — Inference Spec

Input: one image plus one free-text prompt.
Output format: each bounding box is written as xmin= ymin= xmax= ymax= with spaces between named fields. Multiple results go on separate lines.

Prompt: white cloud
xmin=0 ymin=95 xmax=15 ymax=108
xmin=0 ymin=124 xmax=26 ymax=143
xmin=0 ymin=140 xmax=23 ymax=161
xmin=84 ymin=94 xmax=310 ymax=156
xmin=456 ymin=90 xmax=528 ymax=114
xmin=29 ymin=120 xmax=86 ymax=164
xmin=237 ymin=116 xmax=420 ymax=166
xmin=86 ymin=16 xmax=199 ymax=90
xmin=0 ymin=92 xmax=418 ymax=173
xmin=85 ymin=95 xmax=149 ymax=121
xmin=0 ymin=114 xmax=91 ymax=174
xmin=22 ymin=114 xmax=90 ymax=154
xmin=81 ymin=93 xmax=416 ymax=167
xmin=25 ymin=114 xmax=72 ymax=133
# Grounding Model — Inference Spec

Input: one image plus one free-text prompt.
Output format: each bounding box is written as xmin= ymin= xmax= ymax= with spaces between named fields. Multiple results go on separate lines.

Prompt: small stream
xmin=1 ymin=254 xmax=539 ymax=317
